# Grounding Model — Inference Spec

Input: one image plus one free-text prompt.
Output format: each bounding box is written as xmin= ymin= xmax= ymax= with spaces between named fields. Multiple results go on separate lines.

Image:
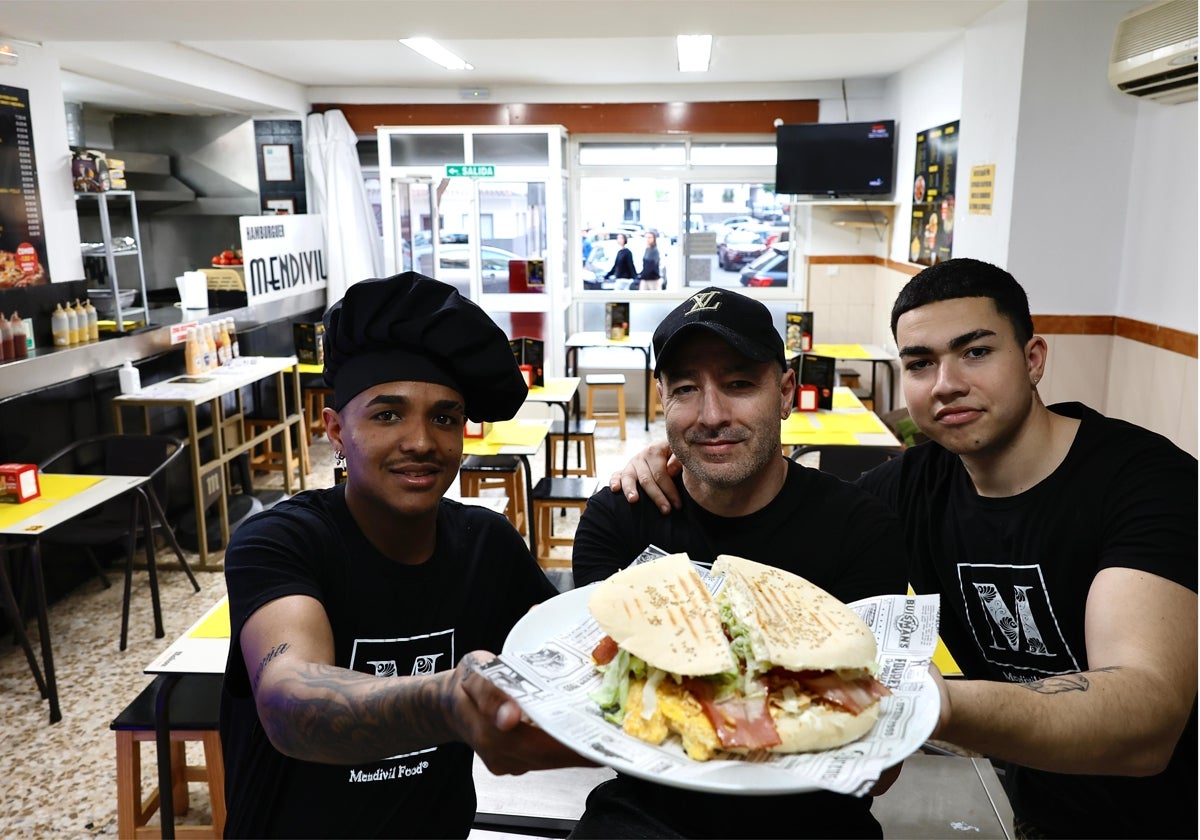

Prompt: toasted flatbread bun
xmin=588 ymin=554 xmax=736 ymax=676
xmin=712 ymin=555 xmax=877 ymax=671
xmin=769 ymin=700 xmax=880 ymax=753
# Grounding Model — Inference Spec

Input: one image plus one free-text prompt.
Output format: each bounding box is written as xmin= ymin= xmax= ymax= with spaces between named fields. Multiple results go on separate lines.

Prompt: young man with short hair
xmin=220 ymin=272 xmax=581 ymax=838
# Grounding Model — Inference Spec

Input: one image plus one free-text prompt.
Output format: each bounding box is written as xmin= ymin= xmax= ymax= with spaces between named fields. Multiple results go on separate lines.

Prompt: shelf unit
xmin=75 ymin=190 xmax=151 ymax=333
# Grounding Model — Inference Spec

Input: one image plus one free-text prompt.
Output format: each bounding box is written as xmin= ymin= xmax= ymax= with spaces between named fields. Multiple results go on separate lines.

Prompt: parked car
xmin=717 ymin=227 xmax=771 ymax=271
xmin=710 ymin=215 xmax=757 ymax=242
xmin=435 ymin=244 xmax=525 ymax=294
xmin=738 ymin=243 xmax=790 ymax=287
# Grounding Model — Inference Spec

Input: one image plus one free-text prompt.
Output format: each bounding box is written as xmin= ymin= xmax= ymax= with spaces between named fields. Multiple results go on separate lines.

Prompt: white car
xmin=434 ymin=244 xmax=528 ymax=295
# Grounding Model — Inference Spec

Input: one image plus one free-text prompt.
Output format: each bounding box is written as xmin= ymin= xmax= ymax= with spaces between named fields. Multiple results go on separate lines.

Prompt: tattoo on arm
xmin=252 ymin=642 xmax=290 ymax=692
xmin=1023 ymin=666 xmax=1121 ymax=696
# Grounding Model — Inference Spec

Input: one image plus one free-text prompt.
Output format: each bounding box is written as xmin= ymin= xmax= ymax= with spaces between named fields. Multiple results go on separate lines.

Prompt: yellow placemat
xmin=483 ymin=421 xmax=549 ymax=447
xmin=818 ymin=413 xmax=889 ymax=434
xmin=781 ymin=413 xmax=816 ymax=434
xmin=811 ymin=343 xmax=870 ymax=359
xmin=0 ymin=474 xmax=104 ymax=529
xmin=190 ymin=600 xmax=231 ymax=639
xmin=832 ymin=390 xmax=862 ymax=409
xmin=529 ymin=381 xmax=577 ymax=401
xmin=783 ymin=429 xmax=859 ymax=446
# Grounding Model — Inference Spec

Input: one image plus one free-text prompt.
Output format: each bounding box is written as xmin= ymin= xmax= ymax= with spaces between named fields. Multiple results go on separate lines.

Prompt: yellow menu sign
xmin=969 ymin=164 xmax=995 ymax=215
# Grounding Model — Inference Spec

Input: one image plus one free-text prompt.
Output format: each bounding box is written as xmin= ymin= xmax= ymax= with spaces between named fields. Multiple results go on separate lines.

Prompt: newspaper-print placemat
xmin=476 ymin=565 xmax=941 ymax=796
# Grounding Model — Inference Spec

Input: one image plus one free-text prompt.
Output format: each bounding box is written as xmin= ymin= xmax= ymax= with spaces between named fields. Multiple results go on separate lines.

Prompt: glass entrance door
xmin=388 ymin=177 xmax=434 ymax=275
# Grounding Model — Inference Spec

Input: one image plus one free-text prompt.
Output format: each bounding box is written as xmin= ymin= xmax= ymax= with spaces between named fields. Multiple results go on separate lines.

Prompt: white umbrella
xmin=305 ymin=109 xmax=382 ymax=305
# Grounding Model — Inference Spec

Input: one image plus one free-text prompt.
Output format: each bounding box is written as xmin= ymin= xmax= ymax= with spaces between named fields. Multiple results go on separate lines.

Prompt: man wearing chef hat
xmin=220 ymin=272 xmax=581 ymax=837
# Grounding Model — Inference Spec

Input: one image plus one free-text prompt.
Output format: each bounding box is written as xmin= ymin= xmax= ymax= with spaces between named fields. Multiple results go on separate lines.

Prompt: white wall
xmin=0 ymin=44 xmax=84 ymax=284
xmin=882 ymin=32 xmax=969 ymax=264
xmin=1007 ymin=0 xmax=1142 ymax=317
xmin=1116 ymin=98 xmax=1198 ymax=332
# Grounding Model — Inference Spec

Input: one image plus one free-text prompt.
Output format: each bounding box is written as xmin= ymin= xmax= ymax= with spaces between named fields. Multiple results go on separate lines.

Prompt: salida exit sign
xmin=445 ymin=164 xmax=495 ymax=178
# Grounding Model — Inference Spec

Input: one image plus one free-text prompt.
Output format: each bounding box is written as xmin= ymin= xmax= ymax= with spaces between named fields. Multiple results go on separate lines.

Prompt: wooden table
xmin=565 ymin=331 xmax=654 ymax=430
xmin=112 ymin=356 xmax=309 ymax=570
xmin=788 ymin=343 xmax=898 ymax=413
xmin=0 ymin=473 xmax=151 ymax=723
xmin=526 ymin=377 xmax=581 ymax=477
xmin=781 ymin=386 xmax=902 ymax=450
xmin=462 ymin=419 xmax=551 ymax=557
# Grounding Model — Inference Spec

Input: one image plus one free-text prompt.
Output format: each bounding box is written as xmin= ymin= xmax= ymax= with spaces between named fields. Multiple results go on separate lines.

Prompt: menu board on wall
xmin=908 ymin=120 xmax=959 ymax=267
xmin=0 ymin=85 xmax=50 ymax=287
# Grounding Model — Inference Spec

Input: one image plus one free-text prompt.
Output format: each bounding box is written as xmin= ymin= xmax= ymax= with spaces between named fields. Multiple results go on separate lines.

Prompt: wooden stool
xmin=548 ymin=419 xmax=598 ymax=477
xmin=647 ymin=380 xmax=663 ymax=423
xmin=302 ymin=386 xmax=333 ymax=442
xmin=244 ymin=417 xmax=308 ymax=479
xmin=585 ymin=373 xmax=627 ymax=440
xmin=459 ymin=455 xmax=527 ymax=536
xmin=112 ymin=674 xmax=225 ymax=839
xmin=531 ymin=477 xmax=599 ymax=567
xmin=835 ymin=367 xmax=862 ymax=391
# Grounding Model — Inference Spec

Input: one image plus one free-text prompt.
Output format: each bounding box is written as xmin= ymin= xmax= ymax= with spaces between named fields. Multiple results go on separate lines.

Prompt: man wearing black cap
xmin=570 ymin=287 xmax=907 ymax=838
xmin=220 ymin=273 xmax=580 ymax=838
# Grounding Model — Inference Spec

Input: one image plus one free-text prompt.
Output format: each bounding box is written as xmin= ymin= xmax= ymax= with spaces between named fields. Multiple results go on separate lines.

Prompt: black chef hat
xmin=322 ymin=272 xmax=527 ymax=421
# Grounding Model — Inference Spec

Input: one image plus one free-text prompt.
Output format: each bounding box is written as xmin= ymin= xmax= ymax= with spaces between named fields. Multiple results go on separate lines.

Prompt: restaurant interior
xmin=0 ymin=1 xmax=1195 ymax=837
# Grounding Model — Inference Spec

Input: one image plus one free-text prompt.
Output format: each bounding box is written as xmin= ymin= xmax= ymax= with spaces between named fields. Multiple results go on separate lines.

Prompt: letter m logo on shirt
xmin=957 ymin=563 xmax=1080 ymax=677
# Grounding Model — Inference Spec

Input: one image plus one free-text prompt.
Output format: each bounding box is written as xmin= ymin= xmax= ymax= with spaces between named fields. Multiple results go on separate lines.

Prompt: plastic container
xmin=84 ymin=299 xmax=99 ymax=342
xmin=51 ymin=303 xmax=70 ymax=347
xmin=9 ymin=311 xmax=27 ymax=359
xmin=118 ymin=359 xmax=141 ymax=394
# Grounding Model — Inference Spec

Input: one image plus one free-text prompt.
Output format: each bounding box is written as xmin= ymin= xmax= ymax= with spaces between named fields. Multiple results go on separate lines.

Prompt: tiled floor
xmin=0 ymin=413 xmax=663 ymax=837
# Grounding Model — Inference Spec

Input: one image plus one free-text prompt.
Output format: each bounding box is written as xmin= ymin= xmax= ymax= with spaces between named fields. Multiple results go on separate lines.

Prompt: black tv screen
xmin=775 ymin=120 xmax=896 ymax=197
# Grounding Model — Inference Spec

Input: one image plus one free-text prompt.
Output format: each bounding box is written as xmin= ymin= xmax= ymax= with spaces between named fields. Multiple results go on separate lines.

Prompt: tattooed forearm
xmin=252 ymin=642 xmax=290 ymax=692
xmin=1023 ymin=666 xmax=1122 ymax=695
xmin=261 ymin=663 xmax=457 ymax=764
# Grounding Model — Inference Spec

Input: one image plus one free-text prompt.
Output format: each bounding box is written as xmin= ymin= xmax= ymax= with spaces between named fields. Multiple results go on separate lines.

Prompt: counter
xmin=0 ymin=290 xmax=326 ymax=402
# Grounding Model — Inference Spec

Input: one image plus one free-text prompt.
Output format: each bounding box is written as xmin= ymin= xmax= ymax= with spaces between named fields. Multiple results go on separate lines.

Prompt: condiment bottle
xmin=84 ymin=299 xmax=99 ymax=342
xmin=0 ymin=313 xmax=11 ymax=361
xmin=202 ymin=323 xmax=216 ymax=370
xmin=9 ymin=311 xmax=27 ymax=359
xmin=118 ymin=359 xmax=141 ymax=394
xmin=215 ymin=319 xmax=230 ymax=365
xmin=185 ymin=327 xmax=203 ymax=375
xmin=65 ymin=300 xmax=80 ymax=345
xmin=72 ymin=300 xmax=87 ymax=344
xmin=226 ymin=318 xmax=240 ymax=359
xmin=51 ymin=303 xmax=70 ymax=347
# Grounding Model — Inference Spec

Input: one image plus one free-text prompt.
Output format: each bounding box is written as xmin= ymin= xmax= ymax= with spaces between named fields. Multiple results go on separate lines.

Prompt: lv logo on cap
xmin=687 ymin=291 xmax=723 ymax=313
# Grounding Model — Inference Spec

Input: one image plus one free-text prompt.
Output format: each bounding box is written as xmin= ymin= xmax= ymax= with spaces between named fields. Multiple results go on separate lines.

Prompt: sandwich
xmin=587 ymin=553 xmax=891 ymax=760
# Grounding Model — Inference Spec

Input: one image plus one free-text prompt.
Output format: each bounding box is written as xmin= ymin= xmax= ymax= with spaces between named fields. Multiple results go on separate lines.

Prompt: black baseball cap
xmin=652 ymin=287 xmax=786 ymax=377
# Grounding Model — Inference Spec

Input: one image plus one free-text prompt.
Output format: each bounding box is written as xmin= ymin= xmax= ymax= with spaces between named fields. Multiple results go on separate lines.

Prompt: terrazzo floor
xmin=0 ymin=412 xmax=664 ymax=838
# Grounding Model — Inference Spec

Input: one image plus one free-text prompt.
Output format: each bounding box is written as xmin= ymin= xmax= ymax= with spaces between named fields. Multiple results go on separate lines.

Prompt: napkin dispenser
xmin=176 ymin=271 xmax=209 ymax=310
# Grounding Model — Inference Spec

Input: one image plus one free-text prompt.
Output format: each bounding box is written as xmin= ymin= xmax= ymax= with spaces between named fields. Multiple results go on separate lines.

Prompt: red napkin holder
xmin=797 ymin=385 xmax=819 ymax=412
xmin=0 ymin=463 xmax=41 ymax=502
xmin=519 ymin=364 xmax=534 ymax=388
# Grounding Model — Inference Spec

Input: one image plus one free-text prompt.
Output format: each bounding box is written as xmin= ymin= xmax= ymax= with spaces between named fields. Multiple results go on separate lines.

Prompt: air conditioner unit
xmin=1109 ymin=0 xmax=1198 ymax=104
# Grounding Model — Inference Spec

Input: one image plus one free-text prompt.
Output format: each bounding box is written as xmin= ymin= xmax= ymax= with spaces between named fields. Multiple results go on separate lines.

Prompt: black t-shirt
xmin=220 ymin=486 xmax=558 ymax=838
xmin=572 ymin=458 xmax=909 ymax=838
xmin=857 ymin=402 xmax=1198 ymax=838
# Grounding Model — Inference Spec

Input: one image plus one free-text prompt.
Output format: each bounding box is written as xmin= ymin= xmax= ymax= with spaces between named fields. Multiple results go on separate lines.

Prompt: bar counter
xmin=0 ymin=290 xmax=326 ymax=402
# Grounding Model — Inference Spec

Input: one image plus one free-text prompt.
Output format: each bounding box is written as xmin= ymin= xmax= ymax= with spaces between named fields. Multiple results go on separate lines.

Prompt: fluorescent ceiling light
xmin=400 ymin=38 xmax=473 ymax=71
xmin=0 ymin=44 xmax=18 ymax=66
xmin=676 ymin=34 xmax=712 ymax=73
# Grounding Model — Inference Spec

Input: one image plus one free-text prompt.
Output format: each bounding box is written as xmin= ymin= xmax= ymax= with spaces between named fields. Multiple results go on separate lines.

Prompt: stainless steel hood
xmin=111 ymin=114 xmax=263 ymax=216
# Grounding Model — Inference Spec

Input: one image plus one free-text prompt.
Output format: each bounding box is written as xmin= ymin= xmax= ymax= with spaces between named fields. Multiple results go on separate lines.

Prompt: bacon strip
xmin=592 ymin=635 xmax=619 ymax=665
xmin=686 ymin=678 xmax=782 ymax=750
xmin=791 ymin=670 xmax=892 ymax=715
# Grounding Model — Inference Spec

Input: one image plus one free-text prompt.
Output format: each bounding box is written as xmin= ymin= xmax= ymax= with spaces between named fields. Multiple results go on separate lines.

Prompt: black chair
xmin=789 ymin=444 xmax=903 ymax=482
xmin=38 ymin=434 xmax=200 ymax=650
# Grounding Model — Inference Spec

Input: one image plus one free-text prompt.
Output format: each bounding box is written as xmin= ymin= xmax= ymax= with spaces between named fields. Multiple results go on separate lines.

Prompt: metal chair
xmin=788 ymin=444 xmax=903 ymax=482
xmin=38 ymin=434 xmax=200 ymax=650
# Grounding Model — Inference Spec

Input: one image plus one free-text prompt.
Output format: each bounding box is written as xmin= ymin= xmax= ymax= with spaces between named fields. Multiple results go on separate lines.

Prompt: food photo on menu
xmin=475 ymin=552 xmax=942 ymax=795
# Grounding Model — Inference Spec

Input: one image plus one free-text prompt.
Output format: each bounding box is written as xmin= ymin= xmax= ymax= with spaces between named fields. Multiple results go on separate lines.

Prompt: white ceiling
xmin=1 ymin=0 xmax=1005 ymax=115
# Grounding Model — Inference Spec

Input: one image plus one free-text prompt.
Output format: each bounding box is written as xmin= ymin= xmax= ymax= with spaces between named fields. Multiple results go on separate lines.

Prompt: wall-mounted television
xmin=775 ymin=120 xmax=896 ymax=197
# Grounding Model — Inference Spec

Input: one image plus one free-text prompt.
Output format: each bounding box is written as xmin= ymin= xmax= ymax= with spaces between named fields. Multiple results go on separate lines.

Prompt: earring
xmin=334 ymin=450 xmax=345 ymax=466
